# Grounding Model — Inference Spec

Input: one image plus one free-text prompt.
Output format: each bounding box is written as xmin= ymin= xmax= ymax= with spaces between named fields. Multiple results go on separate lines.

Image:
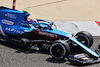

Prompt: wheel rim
xmin=50 ymin=43 xmax=66 ymax=59
xmin=52 ymin=45 xmax=63 ymax=57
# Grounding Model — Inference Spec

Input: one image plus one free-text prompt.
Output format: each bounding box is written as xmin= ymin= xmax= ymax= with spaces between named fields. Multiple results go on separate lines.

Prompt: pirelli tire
xmin=75 ymin=31 xmax=93 ymax=48
xmin=50 ymin=40 xmax=70 ymax=60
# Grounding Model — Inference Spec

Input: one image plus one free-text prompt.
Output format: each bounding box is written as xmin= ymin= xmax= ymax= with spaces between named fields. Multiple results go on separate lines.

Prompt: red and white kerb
xmin=95 ymin=21 xmax=100 ymax=27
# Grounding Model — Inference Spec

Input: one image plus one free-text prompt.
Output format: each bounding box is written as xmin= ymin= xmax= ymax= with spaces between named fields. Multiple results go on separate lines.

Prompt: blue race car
xmin=0 ymin=6 xmax=100 ymax=64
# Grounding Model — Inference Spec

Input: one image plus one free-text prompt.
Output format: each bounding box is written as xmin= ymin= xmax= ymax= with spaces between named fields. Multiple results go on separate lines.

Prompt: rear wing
xmin=0 ymin=6 xmax=15 ymax=10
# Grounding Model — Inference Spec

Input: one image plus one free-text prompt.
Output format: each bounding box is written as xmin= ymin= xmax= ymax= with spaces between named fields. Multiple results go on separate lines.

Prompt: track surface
xmin=0 ymin=36 xmax=100 ymax=67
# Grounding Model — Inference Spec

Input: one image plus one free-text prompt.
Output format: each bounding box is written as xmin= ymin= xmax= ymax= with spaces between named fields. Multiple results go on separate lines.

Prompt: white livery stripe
xmin=13 ymin=3 xmax=15 ymax=6
xmin=0 ymin=24 xmax=6 ymax=36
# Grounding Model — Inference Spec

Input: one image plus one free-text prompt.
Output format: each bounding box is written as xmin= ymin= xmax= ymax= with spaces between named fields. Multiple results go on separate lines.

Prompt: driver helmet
xmin=23 ymin=9 xmax=29 ymax=14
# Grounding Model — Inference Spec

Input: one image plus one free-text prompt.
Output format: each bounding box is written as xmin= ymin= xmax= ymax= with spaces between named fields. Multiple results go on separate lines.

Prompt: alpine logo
xmin=35 ymin=31 xmax=58 ymax=38
xmin=5 ymin=28 xmax=24 ymax=34
xmin=2 ymin=19 xmax=14 ymax=25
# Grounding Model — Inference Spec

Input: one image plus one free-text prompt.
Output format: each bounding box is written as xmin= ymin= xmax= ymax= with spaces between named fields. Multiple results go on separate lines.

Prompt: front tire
xmin=50 ymin=40 xmax=70 ymax=60
xmin=75 ymin=31 xmax=93 ymax=48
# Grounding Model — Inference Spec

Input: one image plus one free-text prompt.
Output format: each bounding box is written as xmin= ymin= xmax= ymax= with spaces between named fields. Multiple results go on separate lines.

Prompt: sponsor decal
xmin=21 ymin=23 xmax=29 ymax=27
xmin=5 ymin=28 xmax=24 ymax=34
xmin=69 ymin=57 xmax=83 ymax=63
xmin=35 ymin=31 xmax=58 ymax=38
xmin=2 ymin=19 xmax=14 ymax=25
xmin=5 ymin=13 xmax=16 ymax=19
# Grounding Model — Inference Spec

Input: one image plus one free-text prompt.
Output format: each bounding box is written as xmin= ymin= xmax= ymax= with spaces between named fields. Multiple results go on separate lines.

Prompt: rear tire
xmin=50 ymin=40 xmax=70 ymax=60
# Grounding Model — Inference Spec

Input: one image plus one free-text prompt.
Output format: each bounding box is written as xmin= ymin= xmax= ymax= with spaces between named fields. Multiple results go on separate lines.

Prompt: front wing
xmin=68 ymin=53 xmax=100 ymax=64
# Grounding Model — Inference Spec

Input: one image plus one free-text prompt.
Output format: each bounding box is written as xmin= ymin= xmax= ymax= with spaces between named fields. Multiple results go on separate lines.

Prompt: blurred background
xmin=0 ymin=0 xmax=100 ymax=21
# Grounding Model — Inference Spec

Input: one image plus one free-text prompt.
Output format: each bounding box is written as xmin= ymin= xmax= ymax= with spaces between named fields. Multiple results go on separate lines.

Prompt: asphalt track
xmin=0 ymin=36 xmax=100 ymax=67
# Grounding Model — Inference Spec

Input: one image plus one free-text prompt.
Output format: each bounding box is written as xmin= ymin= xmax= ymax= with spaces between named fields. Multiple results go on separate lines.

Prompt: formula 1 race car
xmin=0 ymin=6 xmax=100 ymax=65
